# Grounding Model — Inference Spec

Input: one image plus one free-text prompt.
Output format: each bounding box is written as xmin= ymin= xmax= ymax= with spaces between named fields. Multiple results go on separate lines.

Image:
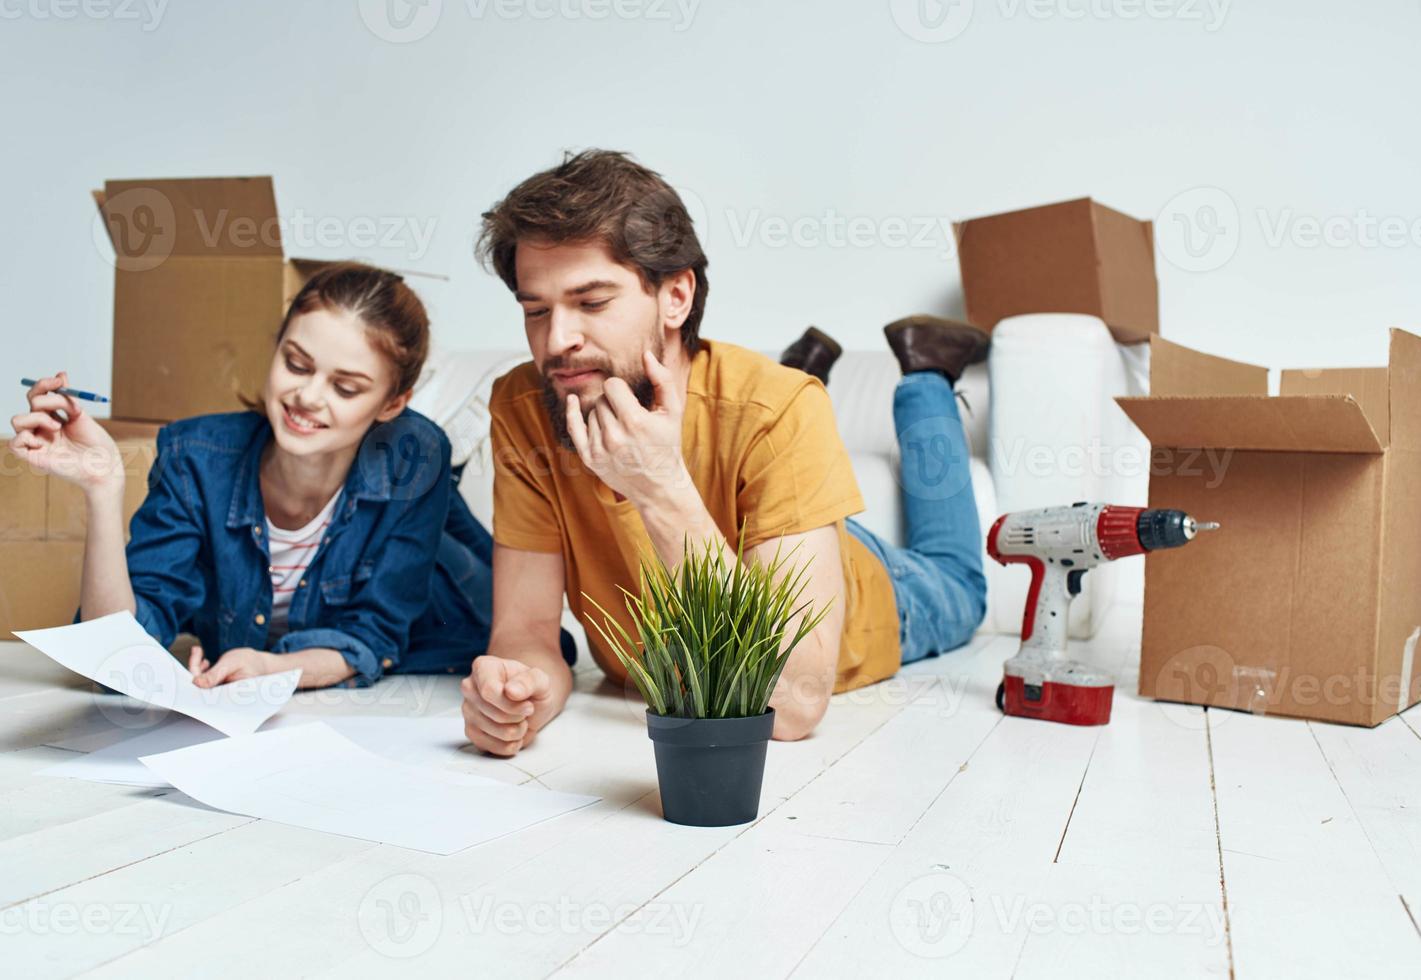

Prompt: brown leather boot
xmin=883 ymin=314 xmax=990 ymax=384
xmin=779 ymin=326 xmax=843 ymax=385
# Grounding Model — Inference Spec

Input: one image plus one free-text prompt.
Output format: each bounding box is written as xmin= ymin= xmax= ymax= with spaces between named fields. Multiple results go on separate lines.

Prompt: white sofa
xmin=410 ymin=314 xmax=1146 ymax=654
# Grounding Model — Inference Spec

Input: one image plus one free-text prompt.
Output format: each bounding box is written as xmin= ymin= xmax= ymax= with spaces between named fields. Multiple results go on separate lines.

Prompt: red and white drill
xmin=986 ymin=503 xmax=1218 ymax=726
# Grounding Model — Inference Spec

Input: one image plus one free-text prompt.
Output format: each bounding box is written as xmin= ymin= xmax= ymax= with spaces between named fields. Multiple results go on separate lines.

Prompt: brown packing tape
xmin=1117 ymin=394 xmax=1385 ymax=453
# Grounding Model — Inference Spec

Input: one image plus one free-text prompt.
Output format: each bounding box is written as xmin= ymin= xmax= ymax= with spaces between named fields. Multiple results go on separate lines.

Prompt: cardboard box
xmin=0 ymin=540 xmax=86 ymax=637
xmin=0 ymin=443 xmax=47 ymax=540
xmin=955 ymin=197 xmax=1159 ymax=344
xmin=1117 ymin=330 xmax=1421 ymax=726
xmin=46 ymin=421 xmax=161 ymax=540
xmin=0 ymin=419 xmax=159 ymax=637
xmin=93 ymin=176 xmax=331 ymax=423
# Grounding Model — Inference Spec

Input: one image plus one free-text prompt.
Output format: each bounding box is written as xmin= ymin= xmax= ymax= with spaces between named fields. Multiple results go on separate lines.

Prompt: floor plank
xmin=0 ymin=793 xmax=254 ymax=908
xmin=1210 ymin=709 xmax=1421 ymax=979
xmin=559 ymin=826 xmax=892 ymax=979
xmin=791 ymin=697 xmax=1105 ymax=974
xmin=555 ymin=639 xmax=1008 ymax=977
xmin=4 ymin=820 xmax=376 ymax=978
xmin=1013 ymin=678 xmax=1230 ymax=978
xmin=0 ymin=610 xmax=1418 ymax=979
xmin=1308 ymin=715 xmax=1421 ymax=936
xmin=302 ymin=668 xmax=919 ymax=977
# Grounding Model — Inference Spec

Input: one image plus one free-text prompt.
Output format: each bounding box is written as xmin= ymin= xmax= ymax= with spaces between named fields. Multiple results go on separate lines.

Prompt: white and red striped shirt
xmin=265 ymin=490 xmax=342 ymax=641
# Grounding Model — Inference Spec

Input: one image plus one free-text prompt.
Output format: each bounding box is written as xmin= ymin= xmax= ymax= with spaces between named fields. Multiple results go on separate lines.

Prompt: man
xmin=460 ymin=149 xmax=988 ymax=756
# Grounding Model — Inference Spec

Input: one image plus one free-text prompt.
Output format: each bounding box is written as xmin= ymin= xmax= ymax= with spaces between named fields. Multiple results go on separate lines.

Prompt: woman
xmin=10 ymin=262 xmax=570 ymax=688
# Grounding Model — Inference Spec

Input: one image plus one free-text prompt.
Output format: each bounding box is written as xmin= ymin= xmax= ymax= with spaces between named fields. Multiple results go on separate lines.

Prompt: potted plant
xmin=586 ymin=532 xmax=829 ymax=827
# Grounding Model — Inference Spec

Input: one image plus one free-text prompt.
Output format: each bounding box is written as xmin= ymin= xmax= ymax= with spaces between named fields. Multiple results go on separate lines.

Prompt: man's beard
xmin=541 ymin=355 xmax=658 ymax=451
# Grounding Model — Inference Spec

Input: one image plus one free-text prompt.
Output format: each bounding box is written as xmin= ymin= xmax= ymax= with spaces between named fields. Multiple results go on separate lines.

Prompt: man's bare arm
xmin=461 ymin=543 xmax=574 ymax=756
xmin=750 ymin=524 xmax=845 ymax=741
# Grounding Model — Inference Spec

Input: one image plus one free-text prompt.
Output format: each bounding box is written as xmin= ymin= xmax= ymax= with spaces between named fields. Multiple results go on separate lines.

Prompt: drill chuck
xmin=1136 ymin=508 xmax=1220 ymax=551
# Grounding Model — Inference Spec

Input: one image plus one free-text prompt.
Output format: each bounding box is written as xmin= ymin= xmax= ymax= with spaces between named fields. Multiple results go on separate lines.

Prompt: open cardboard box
xmin=0 ymin=419 xmax=159 ymax=638
xmin=3 ymin=176 xmax=298 ymax=638
xmin=1117 ymin=329 xmax=1421 ymax=726
xmin=955 ymin=197 xmax=1159 ymax=344
xmin=92 ymin=176 xmax=343 ymax=424
xmin=3 ymin=179 xmax=446 ymax=638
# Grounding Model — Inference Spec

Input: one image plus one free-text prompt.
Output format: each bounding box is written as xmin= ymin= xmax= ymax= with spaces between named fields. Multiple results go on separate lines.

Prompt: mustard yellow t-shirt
xmin=488 ymin=338 xmax=901 ymax=693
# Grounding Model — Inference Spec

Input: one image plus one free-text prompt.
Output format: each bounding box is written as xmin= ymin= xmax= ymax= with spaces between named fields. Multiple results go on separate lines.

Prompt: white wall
xmin=4 ymin=0 xmax=1418 ymax=410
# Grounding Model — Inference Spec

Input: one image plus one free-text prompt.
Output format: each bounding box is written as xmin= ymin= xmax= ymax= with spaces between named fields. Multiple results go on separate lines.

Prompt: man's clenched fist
xmin=461 ymin=656 xmax=555 ymax=757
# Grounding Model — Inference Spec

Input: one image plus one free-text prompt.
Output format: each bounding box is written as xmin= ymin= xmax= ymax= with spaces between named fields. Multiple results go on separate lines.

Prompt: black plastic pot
xmin=646 ymin=709 xmax=775 ymax=827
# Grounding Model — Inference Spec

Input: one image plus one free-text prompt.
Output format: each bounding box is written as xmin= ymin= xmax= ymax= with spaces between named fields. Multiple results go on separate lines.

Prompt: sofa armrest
xmin=986 ymin=314 xmax=1149 ymax=637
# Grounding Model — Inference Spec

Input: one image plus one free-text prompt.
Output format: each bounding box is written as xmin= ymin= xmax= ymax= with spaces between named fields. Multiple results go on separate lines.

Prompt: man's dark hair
xmin=476 ymin=149 xmax=709 ymax=353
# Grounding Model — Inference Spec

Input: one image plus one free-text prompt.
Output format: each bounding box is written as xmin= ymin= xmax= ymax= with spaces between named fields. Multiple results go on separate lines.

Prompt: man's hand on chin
xmin=461 ymin=655 xmax=565 ymax=757
xmin=565 ymin=349 xmax=690 ymax=508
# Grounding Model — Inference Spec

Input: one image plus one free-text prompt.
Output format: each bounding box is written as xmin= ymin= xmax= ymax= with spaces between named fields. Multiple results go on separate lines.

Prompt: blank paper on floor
xmin=14 ymin=611 xmax=300 ymax=737
xmin=41 ymin=714 xmax=471 ymax=788
xmin=139 ymin=722 xmax=599 ymax=854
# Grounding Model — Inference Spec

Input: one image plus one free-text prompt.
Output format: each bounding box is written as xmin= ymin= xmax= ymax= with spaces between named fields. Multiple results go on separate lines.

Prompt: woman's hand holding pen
xmin=10 ymin=373 xmax=123 ymax=494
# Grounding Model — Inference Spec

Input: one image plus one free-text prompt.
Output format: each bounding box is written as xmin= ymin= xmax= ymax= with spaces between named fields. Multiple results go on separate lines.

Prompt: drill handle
xmin=986 ymin=510 xmax=1092 ymax=658
xmin=1027 ymin=563 xmax=1075 ymax=657
xmin=1001 ymin=557 xmax=1073 ymax=657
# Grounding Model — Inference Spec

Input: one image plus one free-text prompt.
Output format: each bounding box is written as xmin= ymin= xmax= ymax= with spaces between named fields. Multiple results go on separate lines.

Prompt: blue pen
xmin=19 ymin=379 xmax=110 ymax=403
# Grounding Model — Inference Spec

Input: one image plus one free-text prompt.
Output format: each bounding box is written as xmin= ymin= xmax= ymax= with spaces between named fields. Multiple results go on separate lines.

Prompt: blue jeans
xmin=434 ymin=463 xmax=578 ymax=671
xmin=846 ymin=373 xmax=987 ymax=665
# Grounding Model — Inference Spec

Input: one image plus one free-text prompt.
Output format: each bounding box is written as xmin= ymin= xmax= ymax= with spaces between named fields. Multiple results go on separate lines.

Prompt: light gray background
xmin=4 ymin=0 xmax=1417 ymax=410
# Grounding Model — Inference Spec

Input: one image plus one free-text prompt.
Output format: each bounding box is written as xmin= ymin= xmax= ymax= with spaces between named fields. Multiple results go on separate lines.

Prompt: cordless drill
xmin=986 ymin=503 xmax=1219 ymax=726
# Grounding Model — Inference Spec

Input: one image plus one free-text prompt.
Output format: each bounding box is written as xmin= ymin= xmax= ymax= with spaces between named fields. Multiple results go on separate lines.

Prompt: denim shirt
xmin=79 ymin=408 xmax=475 ymax=687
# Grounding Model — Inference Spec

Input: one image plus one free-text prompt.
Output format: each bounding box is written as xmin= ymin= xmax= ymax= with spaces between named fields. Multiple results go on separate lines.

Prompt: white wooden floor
xmin=2 ymin=604 xmax=1419 ymax=979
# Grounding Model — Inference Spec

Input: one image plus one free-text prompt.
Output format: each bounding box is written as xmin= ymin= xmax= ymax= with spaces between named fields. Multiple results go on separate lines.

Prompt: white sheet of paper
xmin=13 ymin=611 xmax=301 ymax=737
xmin=138 ymin=723 xmax=598 ymax=854
xmin=40 ymin=714 xmax=473 ymax=788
